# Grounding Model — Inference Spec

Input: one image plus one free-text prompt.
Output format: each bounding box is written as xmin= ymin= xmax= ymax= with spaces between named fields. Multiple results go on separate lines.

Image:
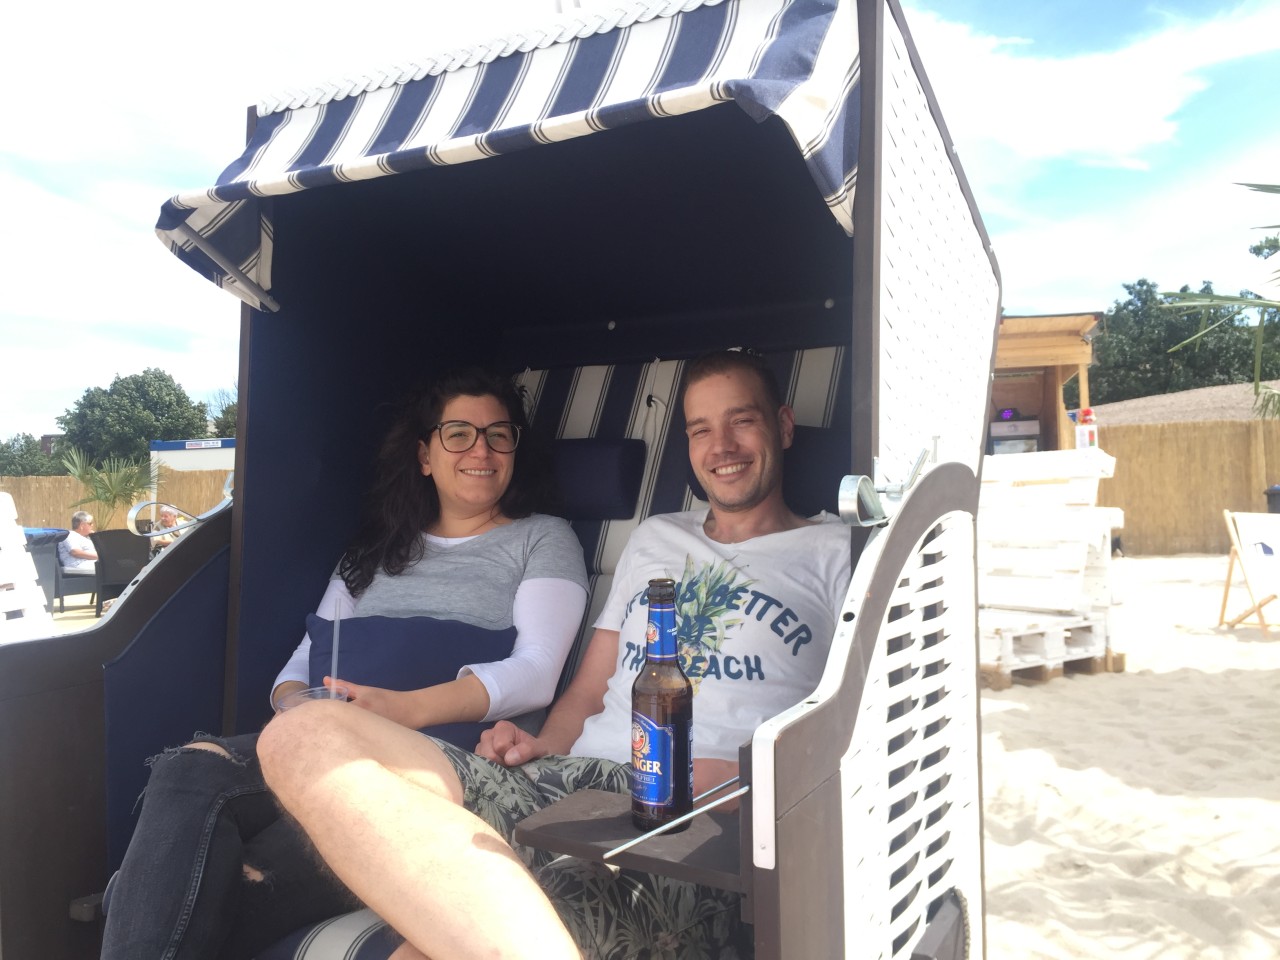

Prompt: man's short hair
xmin=681 ymin=349 xmax=784 ymax=411
xmin=71 ymin=510 xmax=93 ymax=529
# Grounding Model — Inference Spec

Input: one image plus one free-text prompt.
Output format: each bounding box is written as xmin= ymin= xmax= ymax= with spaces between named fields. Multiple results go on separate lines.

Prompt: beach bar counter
xmin=0 ymin=1 xmax=1002 ymax=957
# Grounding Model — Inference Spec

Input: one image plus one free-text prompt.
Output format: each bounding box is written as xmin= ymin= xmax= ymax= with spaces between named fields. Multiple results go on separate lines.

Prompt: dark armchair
xmin=89 ymin=530 xmax=152 ymax=617
xmin=53 ymin=562 xmax=96 ymax=613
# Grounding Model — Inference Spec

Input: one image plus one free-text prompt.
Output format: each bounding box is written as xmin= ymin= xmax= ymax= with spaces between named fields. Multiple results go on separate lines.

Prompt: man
xmin=150 ymin=506 xmax=184 ymax=556
xmin=57 ymin=511 xmax=98 ymax=573
xmin=259 ymin=350 xmax=852 ymax=959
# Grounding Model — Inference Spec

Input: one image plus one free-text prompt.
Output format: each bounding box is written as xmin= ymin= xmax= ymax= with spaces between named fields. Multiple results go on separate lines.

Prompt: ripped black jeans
xmin=99 ymin=732 xmax=360 ymax=960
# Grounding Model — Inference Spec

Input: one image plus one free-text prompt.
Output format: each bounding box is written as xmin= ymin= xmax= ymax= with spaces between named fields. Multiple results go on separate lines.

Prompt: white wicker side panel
xmin=877 ymin=10 xmax=1000 ymax=488
xmin=841 ymin=510 xmax=983 ymax=958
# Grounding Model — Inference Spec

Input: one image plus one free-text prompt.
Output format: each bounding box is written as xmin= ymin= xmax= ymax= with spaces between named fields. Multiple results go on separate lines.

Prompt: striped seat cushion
xmin=256 ymin=909 xmax=396 ymax=959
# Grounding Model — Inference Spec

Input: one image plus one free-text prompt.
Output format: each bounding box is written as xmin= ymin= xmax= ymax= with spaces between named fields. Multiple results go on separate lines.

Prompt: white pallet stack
xmin=977 ymin=448 xmax=1123 ymax=686
xmin=0 ymin=493 xmax=55 ymax=644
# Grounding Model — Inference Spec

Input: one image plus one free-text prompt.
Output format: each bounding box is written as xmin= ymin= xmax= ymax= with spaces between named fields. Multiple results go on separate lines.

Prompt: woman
xmin=100 ymin=369 xmax=588 ymax=960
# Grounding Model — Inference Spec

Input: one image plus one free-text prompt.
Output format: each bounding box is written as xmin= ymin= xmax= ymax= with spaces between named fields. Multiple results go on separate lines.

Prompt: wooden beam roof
xmin=995 ymin=312 xmax=1101 ymax=370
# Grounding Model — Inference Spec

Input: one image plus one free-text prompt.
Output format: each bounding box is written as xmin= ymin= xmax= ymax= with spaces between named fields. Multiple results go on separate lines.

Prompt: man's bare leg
xmin=389 ymin=943 xmax=428 ymax=960
xmin=258 ymin=703 xmax=580 ymax=960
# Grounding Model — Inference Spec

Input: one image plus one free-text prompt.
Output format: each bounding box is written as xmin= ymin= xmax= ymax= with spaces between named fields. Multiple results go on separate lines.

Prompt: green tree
xmin=57 ymin=369 xmax=209 ymax=462
xmin=0 ymin=434 xmax=66 ymax=476
xmin=1251 ymin=235 xmax=1279 ymax=261
xmin=211 ymin=402 xmax=237 ymax=438
xmin=61 ymin=448 xmax=161 ymax=531
xmin=208 ymin=385 xmax=238 ymax=438
xmin=1074 ymin=278 xmax=1280 ymax=407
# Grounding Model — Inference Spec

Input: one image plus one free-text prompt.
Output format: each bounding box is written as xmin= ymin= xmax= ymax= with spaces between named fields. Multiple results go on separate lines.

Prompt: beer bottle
xmin=630 ymin=577 xmax=694 ymax=832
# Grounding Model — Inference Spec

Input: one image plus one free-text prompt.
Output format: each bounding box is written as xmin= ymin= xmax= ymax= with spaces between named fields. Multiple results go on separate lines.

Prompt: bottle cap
xmin=647 ymin=578 xmax=675 ymax=602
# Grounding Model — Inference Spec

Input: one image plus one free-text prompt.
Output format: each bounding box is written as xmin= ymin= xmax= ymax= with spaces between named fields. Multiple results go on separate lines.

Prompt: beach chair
xmin=1218 ymin=509 xmax=1280 ymax=636
xmin=0 ymin=0 xmax=1003 ymax=953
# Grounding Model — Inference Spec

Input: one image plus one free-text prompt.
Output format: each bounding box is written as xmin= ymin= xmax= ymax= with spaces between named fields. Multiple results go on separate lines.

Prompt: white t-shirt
xmin=572 ymin=510 xmax=852 ymax=764
xmin=59 ymin=529 xmax=96 ymax=572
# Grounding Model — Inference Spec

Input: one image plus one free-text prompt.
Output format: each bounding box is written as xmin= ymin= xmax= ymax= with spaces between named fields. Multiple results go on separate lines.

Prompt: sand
xmin=980 ymin=555 xmax=1280 ymax=959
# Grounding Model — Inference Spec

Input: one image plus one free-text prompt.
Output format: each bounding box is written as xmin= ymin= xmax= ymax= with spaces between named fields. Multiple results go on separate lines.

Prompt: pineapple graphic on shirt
xmin=672 ymin=555 xmax=754 ymax=693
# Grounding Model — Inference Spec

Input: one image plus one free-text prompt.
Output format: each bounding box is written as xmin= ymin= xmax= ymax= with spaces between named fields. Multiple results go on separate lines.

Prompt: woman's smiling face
xmin=417 ymin=393 xmax=515 ymax=523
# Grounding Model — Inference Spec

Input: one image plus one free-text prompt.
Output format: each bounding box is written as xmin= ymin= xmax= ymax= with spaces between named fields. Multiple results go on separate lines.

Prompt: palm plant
xmin=61 ymin=447 xmax=161 ymax=529
xmin=1162 ymin=182 xmax=1280 ymax=416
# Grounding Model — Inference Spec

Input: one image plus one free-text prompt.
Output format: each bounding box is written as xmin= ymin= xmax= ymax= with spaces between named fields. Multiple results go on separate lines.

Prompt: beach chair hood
xmin=155 ymin=0 xmax=861 ymax=311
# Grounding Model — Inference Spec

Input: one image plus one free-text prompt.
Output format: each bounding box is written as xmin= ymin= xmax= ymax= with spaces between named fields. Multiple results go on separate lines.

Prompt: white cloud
xmin=904 ymin=1 xmax=1280 ymax=171
xmin=1 ymin=0 xmax=566 ymax=440
xmin=993 ymin=137 xmax=1280 ymax=314
xmin=900 ymin=1 xmax=1280 ymax=314
xmin=0 ymin=163 xmax=241 ymax=437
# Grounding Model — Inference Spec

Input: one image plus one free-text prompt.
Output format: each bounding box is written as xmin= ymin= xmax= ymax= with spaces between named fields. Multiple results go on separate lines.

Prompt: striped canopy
xmin=156 ymin=0 xmax=860 ymax=311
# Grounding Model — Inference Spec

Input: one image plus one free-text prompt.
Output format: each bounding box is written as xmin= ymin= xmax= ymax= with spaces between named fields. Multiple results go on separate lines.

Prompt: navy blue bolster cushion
xmin=306 ymin=615 xmax=517 ymax=750
xmin=551 ymin=437 xmax=646 ymax=521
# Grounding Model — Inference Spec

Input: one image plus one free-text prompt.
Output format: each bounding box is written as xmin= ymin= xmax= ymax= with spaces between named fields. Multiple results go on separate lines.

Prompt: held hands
xmin=476 ymin=720 xmax=551 ymax=767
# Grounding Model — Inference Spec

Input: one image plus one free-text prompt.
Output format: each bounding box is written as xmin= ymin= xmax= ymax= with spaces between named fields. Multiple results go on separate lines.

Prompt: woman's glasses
xmin=430 ymin=420 xmax=521 ymax=453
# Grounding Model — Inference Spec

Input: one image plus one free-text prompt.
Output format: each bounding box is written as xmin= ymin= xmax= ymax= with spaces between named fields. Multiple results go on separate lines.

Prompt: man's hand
xmin=694 ymin=758 xmax=742 ymax=812
xmin=477 ymin=720 xmax=552 ymax=767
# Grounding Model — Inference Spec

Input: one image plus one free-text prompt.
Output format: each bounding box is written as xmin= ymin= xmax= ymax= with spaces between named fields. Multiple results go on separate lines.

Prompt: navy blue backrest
xmin=551 ymin=439 xmax=647 ymax=522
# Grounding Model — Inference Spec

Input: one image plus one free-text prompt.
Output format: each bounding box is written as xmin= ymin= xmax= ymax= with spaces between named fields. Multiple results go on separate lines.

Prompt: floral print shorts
xmin=435 ymin=739 xmax=749 ymax=960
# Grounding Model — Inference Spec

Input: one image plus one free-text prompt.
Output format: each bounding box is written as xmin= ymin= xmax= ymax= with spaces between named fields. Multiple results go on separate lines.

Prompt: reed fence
xmin=0 ymin=469 xmax=230 ymax=531
xmin=1097 ymin=420 xmax=1280 ymax=555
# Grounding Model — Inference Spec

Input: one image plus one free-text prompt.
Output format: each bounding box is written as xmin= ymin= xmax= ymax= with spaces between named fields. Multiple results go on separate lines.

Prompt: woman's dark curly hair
xmin=338 ymin=368 xmax=547 ymax=596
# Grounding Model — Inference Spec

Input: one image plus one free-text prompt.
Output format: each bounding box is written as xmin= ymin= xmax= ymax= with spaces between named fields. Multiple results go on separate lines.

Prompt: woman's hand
xmin=324 ymin=676 xmax=425 ymax=730
xmin=477 ymin=720 xmax=552 ymax=767
xmin=271 ymin=680 xmax=308 ymax=713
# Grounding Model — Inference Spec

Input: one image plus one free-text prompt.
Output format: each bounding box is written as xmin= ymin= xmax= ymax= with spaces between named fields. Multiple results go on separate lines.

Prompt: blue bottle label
xmin=645 ymin=609 xmax=678 ymax=662
xmin=631 ymin=712 xmax=674 ymax=806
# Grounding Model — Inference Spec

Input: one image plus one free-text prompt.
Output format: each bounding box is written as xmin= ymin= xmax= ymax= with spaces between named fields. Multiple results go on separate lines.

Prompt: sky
xmin=1 ymin=0 xmax=1278 ymax=440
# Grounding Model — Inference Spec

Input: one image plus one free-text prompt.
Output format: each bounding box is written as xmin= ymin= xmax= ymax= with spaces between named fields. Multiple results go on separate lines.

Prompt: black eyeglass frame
xmin=428 ymin=420 xmax=522 ymax=453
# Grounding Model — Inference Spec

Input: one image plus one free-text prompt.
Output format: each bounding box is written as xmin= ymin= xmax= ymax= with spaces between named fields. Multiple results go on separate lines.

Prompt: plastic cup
xmin=276 ymin=685 xmax=349 ymax=711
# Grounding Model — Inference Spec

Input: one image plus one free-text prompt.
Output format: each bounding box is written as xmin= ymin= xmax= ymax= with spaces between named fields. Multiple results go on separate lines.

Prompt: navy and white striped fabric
xmin=156 ymin=0 xmax=860 ymax=310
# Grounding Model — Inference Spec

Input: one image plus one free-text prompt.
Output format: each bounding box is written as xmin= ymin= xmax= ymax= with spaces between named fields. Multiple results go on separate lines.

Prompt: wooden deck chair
xmin=1219 ymin=510 xmax=1280 ymax=636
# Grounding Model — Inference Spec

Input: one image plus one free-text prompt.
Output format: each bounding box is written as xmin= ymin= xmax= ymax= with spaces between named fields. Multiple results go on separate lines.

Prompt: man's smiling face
xmin=683 ymin=368 xmax=794 ymax=515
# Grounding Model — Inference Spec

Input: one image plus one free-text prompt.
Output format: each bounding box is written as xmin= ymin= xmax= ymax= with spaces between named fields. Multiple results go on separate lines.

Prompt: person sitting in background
xmin=57 ymin=511 xmax=97 ymax=573
xmin=150 ymin=505 xmax=185 ymax=556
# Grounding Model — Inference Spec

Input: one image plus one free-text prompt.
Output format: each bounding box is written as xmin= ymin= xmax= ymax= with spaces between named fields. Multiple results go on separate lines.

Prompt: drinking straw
xmin=330 ymin=610 xmax=341 ymax=699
